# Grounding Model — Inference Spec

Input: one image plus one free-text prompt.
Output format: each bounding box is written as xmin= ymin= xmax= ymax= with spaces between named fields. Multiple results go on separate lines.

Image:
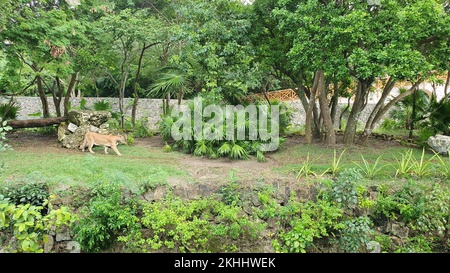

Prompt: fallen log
xmin=6 ymin=117 xmax=67 ymax=129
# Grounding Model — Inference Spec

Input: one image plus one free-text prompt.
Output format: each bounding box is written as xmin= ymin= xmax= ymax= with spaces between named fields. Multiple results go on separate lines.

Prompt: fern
xmin=218 ymin=142 xmax=232 ymax=156
xmin=230 ymin=143 xmax=249 ymax=160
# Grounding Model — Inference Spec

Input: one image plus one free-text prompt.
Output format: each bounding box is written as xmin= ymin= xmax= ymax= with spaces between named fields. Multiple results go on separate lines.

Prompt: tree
xmin=0 ymin=0 xmax=87 ymax=118
xmin=170 ymin=0 xmax=259 ymax=104
xmin=357 ymin=0 xmax=450 ymax=145
xmin=95 ymin=8 xmax=164 ymax=128
xmin=249 ymin=0 xmax=321 ymax=140
xmin=252 ymin=0 xmax=450 ymax=146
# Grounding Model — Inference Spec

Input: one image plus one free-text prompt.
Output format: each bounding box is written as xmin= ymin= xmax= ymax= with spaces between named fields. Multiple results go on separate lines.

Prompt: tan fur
xmin=79 ymin=132 xmax=126 ymax=156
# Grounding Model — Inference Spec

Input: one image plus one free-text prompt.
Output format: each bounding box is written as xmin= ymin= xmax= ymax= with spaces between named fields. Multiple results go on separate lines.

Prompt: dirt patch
xmin=6 ymin=130 xmax=77 ymax=154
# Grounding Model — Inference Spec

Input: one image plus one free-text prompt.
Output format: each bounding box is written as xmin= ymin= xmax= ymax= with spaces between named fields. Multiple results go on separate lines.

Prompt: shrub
xmin=0 ymin=196 xmax=72 ymax=253
xmin=159 ymin=96 xmax=291 ymax=161
xmin=319 ymin=168 xmax=362 ymax=212
xmin=118 ymin=194 xmax=266 ymax=253
xmin=1 ymin=173 xmax=50 ymax=210
xmin=71 ymin=179 xmax=140 ymax=252
xmin=93 ymin=100 xmax=111 ymax=111
xmin=331 ymin=216 xmax=373 ymax=253
xmin=0 ymin=102 xmax=20 ymax=121
xmin=0 ymin=120 xmax=13 ymax=151
xmin=273 ymin=199 xmax=344 ymax=253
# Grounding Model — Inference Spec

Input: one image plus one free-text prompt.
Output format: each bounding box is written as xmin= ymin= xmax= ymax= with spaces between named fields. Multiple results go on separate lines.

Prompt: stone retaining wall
xmin=1 ymin=97 xmax=387 ymax=130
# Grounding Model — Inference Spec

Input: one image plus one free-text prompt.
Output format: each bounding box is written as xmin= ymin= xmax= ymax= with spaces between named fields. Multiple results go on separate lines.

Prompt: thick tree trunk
xmin=295 ymin=82 xmax=320 ymax=138
xmin=53 ymin=76 xmax=63 ymax=117
xmin=358 ymin=77 xmax=395 ymax=145
xmin=36 ymin=75 xmax=50 ymax=118
xmin=64 ymin=73 xmax=78 ymax=117
xmin=7 ymin=117 xmax=67 ymax=129
xmin=371 ymin=80 xmax=423 ymax=127
xmin=339 ymin=98 xmax=351 ymax=130
xmin=329 ymin=81 xmax=339 ymax=125
xmin=343 ymin=80 xmax=371 ymax=146
xmin=357 ymin=79 xmax=423 ymax=145
xmin=317 ymin=70 xmax=335 ymax=146
xmin=305 ymin=73 xmax=320 ymax=144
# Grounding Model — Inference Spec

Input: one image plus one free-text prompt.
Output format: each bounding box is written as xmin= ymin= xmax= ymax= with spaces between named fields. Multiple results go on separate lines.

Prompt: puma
xmin=79 ymin=131 xmax=126 ymax=156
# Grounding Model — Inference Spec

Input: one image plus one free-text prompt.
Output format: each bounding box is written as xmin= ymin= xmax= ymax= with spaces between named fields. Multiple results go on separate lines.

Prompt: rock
xmin=59 ymin=124 xmax=100 ymax=149
xmin=66 ymin=241 xmax=81 ymax=253
xmin=43 ymin=235 xmax=54 ymax=253
xmin=388 ymin=222 xmax=409 ymax=239
xmin=427 ymin=134 xmax=450 ymax=155
xmin=57 ymin=123 xmax=70 ymax=142
xmin=68 ymin=110 xmax=111 ymax=127
xmin=67 ymin=123 xmax=78 ymax=133
xmin=56 ymin=226 xmax=72 ymax=242
xmin=58 ymin=110 xmax=120 ymax=149
xmin=367 ymin=241 xmax=381 ymax=253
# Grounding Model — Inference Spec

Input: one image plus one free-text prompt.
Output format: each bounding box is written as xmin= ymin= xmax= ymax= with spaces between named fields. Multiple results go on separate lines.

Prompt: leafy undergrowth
xmin=1 ymin=131 xmax=450 ymax=253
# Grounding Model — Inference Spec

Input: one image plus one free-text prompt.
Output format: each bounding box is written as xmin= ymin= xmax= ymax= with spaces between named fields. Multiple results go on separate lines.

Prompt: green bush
xmin=332 ymin=216 xmax=373 ymax=253
xmin=71 ymin=179 xmax=140 ymax=252
xmin=118 ymin=193 xmax=265 ymax=253
xmin=1 ymin=173 xmax=50 ymax=209
xmin=0 ymin=102 xmax=20 ymax=121
xmin=273 ymin=199 xmax=344 ymax=253
xmin=93 ymin=100 xmax=112 ymax=111
xmin=319 ymin=168 xmax=362 ymax=212
xmin=0 ymin=196 xmax=72 ymax=253
xmin=159 ymin=96 xmax=291 ymax=161
xmin=0 ymin=120 xmax=13 ymax=151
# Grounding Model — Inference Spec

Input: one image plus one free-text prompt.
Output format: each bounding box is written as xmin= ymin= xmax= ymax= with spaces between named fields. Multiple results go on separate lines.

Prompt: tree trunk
xmin=317 ymin=70 xmax=335 ymax=146
xmin=329 ymin=81 xmax=339 ymax=126
xmin=132 ymin=45 xmax=145 ymax=126
xmin=53 ymin=76 xmax=63 ymax=117
xmin=305 ymin=73 xmax=319 ymax=144
xmin=36 ymin=75 xmax=50 ymax=118
xmin=119 ymin=73 xmax=128 ymax=130
xmin=444 ymin=70 xmax=449 ymax=98
xmin=131 ymin=42 xmax=159 ymax=126
xmin=295 ymin=81 xmax=320 ymax=139
xmin=372 ymin=80 xmax=423 ymax=127
xmin=339 ymin=97 xmax=351 ymax=130
xmin=357 ymin=77 xmax=395 ymax=145
xmin=343 ymin=80 xmax=371 ymax=146
xmin=7 ymin=117 xmax=67 ymax=129
xmin=64 ymin=73 xmax=78 ymax=117
xmin=409 ymin=88 xmax=417 ymax=139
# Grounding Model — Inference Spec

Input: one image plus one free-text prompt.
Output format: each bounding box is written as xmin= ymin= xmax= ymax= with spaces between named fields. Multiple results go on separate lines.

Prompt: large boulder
xmin=58 ymin=110 xmax=118 ymax=149
xmin=427 ymin=134 xmax=450 ymax=155
xmin=67 ymin=110 xmax=111 ymax=127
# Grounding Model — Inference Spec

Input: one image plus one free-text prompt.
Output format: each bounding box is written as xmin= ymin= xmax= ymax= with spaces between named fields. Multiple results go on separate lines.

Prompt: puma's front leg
xmin=104 ymin=146 xmax=109 ymax=154
xmin=88 ymin=143 xmax=95 ymax=154
xmin=111 ymin=145 xmax=122 ymax=156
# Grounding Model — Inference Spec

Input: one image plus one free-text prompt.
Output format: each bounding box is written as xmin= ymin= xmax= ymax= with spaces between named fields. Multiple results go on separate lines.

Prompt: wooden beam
xmin=6 ymin=117 xmax=67 ymax=129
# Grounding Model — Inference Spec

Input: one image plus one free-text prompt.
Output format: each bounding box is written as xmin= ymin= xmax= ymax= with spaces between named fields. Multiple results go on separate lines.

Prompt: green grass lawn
xmin=0 ymin=141 xmax=191 ymax=190
xmin=1 ymin=131 xmax=448 ymax=192
xmin=271 ymin=135 xmax=448 ymax=188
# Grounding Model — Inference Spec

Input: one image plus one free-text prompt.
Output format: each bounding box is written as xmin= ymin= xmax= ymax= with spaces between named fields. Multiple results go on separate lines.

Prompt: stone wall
xmin=1 ymin=96 xmax=388 ymax=130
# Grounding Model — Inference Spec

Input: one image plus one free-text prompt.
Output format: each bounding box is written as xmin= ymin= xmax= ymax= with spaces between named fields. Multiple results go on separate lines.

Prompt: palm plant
xmin=423 ymin=95 xmax=450 ymax=136
xmin=148 ymin=68 xmax=195 ymax=115
xmin=388 ymin=88 xmax=430 ymax=135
